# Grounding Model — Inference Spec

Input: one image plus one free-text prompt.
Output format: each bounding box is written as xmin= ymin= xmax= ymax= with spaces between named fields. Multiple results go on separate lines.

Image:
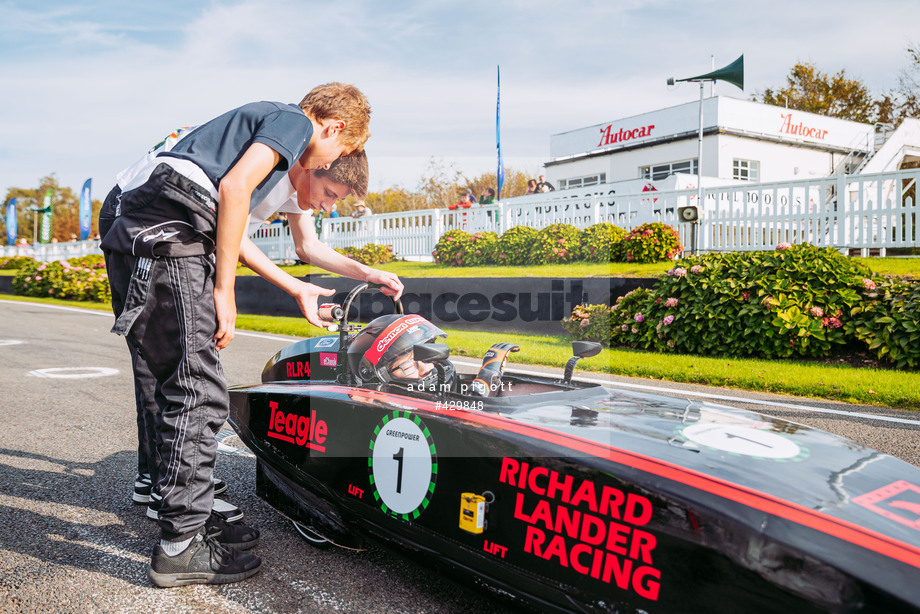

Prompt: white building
xmin=544 ymin=96 xmax=895 ymax=193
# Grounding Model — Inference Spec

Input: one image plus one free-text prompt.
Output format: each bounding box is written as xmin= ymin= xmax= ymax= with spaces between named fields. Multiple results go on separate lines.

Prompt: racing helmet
xmin=347 ymin=314 xmax=452 ymax=388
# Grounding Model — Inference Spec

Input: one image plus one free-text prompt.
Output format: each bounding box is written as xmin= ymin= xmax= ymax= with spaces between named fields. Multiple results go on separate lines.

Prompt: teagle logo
xmin=267 ymin=401 xmax=327 ymax=452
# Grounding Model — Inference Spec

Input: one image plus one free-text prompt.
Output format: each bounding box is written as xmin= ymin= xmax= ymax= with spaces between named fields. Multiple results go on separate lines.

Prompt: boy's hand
xmin=293 ymin=282 xmax=336 ymax=329
xmin=366 ymin=269 xmax=404 ymax=300
xmin=213 ymin=286 xmax=237 ymax=350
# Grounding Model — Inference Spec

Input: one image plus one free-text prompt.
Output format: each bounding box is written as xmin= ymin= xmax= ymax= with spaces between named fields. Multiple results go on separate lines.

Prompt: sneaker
xmin=136 ymin=475 xmax=226 ymax=503
xmin=147 ymin=492 xmax=244 ymax=523
xmin=205 ymin=512 xmax=259 ymax=550
xmin=148 ymin=527 xmax=262 ymax=588
xmin=133 ymin=473 xmax=153 ymax=504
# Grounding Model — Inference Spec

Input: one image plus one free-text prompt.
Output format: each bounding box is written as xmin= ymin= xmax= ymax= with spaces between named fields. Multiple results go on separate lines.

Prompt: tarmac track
xmin=0 ymin=299 xmax=918 ymax=614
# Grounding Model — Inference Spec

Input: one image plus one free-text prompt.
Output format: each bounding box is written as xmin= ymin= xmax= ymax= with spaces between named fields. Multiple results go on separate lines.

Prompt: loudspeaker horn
xmin=678 ymin=206 xmax=699 ymax=223
xmin=677 ymin=55 xmax=744 ymax=90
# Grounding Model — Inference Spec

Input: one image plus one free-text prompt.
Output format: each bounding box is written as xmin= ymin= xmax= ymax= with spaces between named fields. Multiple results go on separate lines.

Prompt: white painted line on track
xmin=0 ymin=340 xmax=24 ymax=346
xmin=27 ymin=367 xmax=119 ymax=379
xmin=452 ymin=358 xmax=920 ymax=427
xmin=2 ymin=300 xmax=114 ymax=316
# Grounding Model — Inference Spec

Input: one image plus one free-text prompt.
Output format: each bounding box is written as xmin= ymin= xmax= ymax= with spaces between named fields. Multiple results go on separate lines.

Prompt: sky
xmin=0 ymin=0 xmax=917 ymax=201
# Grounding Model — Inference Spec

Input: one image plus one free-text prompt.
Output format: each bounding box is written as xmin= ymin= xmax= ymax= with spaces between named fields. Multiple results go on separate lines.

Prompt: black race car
xmin=228 ymin=283 xmax=920 ymax=613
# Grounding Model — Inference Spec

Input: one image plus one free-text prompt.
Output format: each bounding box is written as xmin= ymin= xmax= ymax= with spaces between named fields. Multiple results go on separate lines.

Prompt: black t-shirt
xmin=162 ymin=101 xmax=313 ymax=211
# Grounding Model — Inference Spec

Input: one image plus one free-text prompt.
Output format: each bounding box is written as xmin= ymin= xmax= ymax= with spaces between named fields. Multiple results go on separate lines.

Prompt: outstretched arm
xmin=288 ymin=213 xmax=403 ymax=299
xmin=238 ymin=232 xmax=334 ymax=328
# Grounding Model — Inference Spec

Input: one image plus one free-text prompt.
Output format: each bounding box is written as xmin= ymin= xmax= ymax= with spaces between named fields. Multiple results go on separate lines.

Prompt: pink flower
xmin=689 ymin=265 xmax=703 ymax=274
xmin=25 ymin=277 xmax=31 ymax=282
xmin=668 ymin=267 xmax=687 ymax=277
xmin=662 ymin=315 xmax=675 ymax=326
xmin=35 ymin=276 xmax=42 ymax=281
xmin=809 ymin=306 xmax=824 ymax=317
xmin=48 ymin=289 xmax=53 ymax=294
xmin=665 ymin=297 xmax=679 ymax=308
xmin=580 ymin=319 xmax=590 ymax=328
xmin=776 ymin=242 xmax=792 ymax=251
xmin=828 ymin=317 xmax=842 ymax=328
xmin=634 ymin=313 xmax=645 ymax=323
xmin=621 ymin=324 xmax=630 ymax=332
xmin=741 ymin=291 xmax=751 ymax=301
xmin=631 ymin=326 xmax=639 ymax=334
xmin=667 ymin=339 xmax=676 ymax=348
xmin=862 ymin=278 xmax=877 ymax=291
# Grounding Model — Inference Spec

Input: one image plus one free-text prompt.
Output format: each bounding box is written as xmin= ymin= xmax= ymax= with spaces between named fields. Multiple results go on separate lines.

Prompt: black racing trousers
xmin=100 ymin=169 xmax=225 ymax=542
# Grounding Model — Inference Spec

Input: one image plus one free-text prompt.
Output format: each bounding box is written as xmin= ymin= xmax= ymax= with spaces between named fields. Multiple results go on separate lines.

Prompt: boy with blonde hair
xmin=100 ymin=83 xmax=398 ymax=587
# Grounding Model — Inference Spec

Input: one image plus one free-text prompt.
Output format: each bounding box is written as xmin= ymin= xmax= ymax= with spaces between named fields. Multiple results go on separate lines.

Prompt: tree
xmin=888 ymin=43 xmax=920 ymax=126
xmin=757 ymin=62 xmax=876 ymax=123
xmin=2 ymin=175 xmax=101 ymax=244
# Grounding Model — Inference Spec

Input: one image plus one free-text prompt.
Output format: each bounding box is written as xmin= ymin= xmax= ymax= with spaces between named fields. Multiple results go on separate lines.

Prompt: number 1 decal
xmin=393 ymin=447 xmax=404 ymax=493
xmin=368 ymin=411 xmax=437 ymax=521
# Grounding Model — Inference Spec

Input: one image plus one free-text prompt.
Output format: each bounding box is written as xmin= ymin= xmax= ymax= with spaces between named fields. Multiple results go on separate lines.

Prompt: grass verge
xmin=6 ymin=293 xmax=920 ymax=411
xmin=233 ymin=256 xmax=920 ymax=280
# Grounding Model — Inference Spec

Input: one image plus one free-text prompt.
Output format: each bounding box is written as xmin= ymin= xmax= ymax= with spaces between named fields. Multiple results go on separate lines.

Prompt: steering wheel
xmin=332 ymin=283 xmax=403 ymax=386
xmin=339 ymin=282 xmax=403 ymax=328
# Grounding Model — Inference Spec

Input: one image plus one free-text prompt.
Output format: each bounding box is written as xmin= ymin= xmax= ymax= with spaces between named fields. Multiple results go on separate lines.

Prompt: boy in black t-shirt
xmin=101 ymin=83 xmax=398 ymax=587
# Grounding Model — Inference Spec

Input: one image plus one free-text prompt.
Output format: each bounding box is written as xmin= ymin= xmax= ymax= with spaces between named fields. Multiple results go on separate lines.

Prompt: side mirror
xmin=563 ymin=341 xmax=602 ymax=384
xmin=572 ymin=341 xmax=602 ymax=359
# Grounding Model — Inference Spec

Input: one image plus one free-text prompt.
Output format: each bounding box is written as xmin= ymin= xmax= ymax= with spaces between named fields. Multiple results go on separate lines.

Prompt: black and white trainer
xmin=133 ymin=473 xmax=153 ymax=504
xmin=146 ymin=491 xmax=244 ymax=523
xmin=148 ymin=527 xmax=262 ymax=588
xmin=135 ymin=475 xmax=226 ymax=503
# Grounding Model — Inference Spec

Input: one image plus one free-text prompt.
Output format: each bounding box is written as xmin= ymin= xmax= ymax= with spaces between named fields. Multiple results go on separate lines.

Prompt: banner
xmin=496 ymin=65 xmax=504 ymax=200
xmin=40 ymin=188 xmax=53 ymax=244
xmin=5 ymin=198 xmax=16 ymax=246
xmin=79 ymin=179 xmax=92 ymax=240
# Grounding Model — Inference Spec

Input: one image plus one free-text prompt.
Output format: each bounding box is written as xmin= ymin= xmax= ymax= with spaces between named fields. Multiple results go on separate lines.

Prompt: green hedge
xmin=564 ymin=243 xmax=920 ymax=369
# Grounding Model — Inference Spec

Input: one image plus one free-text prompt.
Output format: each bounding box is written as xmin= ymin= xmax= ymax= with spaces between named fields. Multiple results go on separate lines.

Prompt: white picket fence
xmin=253 ymin=168 xmax=920 ymax=261
xmin=6 ymin=169 xmax=917 ymax=263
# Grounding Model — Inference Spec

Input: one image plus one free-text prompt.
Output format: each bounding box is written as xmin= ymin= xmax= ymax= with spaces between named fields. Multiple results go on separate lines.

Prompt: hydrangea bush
xmin=535 ymin=224 xmax=582 ymax=264
xmin=562 ymin=303 xmax=612 ymax=346
xmin=335 ymin=243 xmax=395 ymax=266
xmin=431 ymin=229 xmax=472 ymax=266
xmin=13 ymin=257 xmax=111 ymax=302
xmin=497 ymin=226 xmax=540 ymax=265
xmin=567 ymin=243 xmax=920 ymax=368
xmin=622 ymin=222 xmax=683 ymax=263
xmin=846 ymin=277 xmax=920 ymax=369
xmin=577 ymin=223 xmax=627 ymax=263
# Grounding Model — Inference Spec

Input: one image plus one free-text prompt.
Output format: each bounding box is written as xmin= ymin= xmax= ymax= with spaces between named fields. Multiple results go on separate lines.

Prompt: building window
xmin=560 ymin=173 xmax=606 ymax=190
xmin=733 ymin=159 xmax=760 ymax=181
xmin=639 ymin=159 xmax=698 ymax=181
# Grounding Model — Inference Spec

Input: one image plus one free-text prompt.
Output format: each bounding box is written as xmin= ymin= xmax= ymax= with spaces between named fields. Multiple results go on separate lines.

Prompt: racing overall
xmin=100 ymin=164 xmax=227 ymax=542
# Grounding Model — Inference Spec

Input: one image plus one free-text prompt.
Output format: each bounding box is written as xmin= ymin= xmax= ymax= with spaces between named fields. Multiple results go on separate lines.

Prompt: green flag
xmin=39 ymin=189 xmax=53 ymax=243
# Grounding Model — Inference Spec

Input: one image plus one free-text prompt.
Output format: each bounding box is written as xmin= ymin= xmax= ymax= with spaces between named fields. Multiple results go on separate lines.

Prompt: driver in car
xmin=347 ymin=314 xmax=456 ymax=392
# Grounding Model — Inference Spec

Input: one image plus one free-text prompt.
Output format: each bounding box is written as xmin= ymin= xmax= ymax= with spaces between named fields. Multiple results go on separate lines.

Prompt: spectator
xmin=537 ymin=174 xmax=555 ymax=193
xmin=478 ymin=188 xmax=496 ymax=205
xmin=526 ymin=179 xmax=538 ymax=194
xmin=448 ymin=192 xmax=474 ymax=210
xmin=352 ymin=202 xmax=372 ymax=217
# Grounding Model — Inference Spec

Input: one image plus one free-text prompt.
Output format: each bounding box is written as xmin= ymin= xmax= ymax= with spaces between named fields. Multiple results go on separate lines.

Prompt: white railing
xmin=6 ymin=169 xmax=917 ymax=263
xmin=0 ymin=240 xmax=103 ymax=261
